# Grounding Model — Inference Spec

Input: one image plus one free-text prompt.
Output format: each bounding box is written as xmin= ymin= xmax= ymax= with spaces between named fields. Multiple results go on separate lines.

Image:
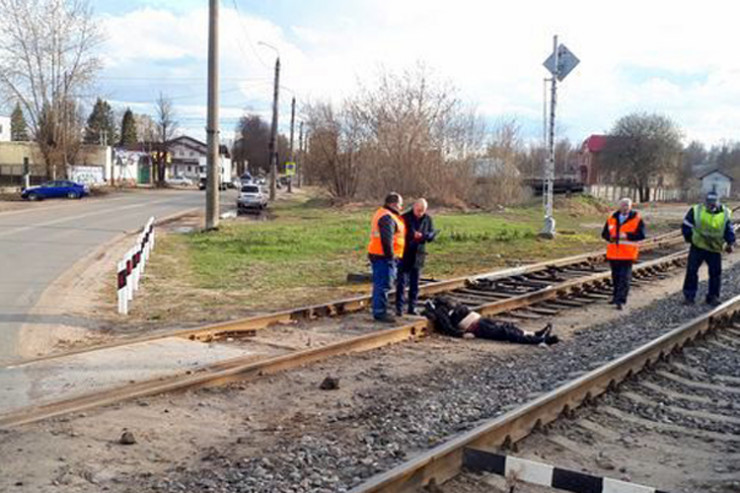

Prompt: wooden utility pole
xmin=268 ymin=56 xmax=280 ymax=201
xmin=297 ymin=121 xmax=303 ymax=188
xmin=288 ymin=96 xmax=295 ymax=193
xmin=205 ymin=0 xmax=220 ymax=230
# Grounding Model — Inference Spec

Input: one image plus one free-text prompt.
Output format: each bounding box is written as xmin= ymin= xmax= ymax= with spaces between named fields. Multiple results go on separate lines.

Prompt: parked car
xmin=237 ymin=184 xmax=268 ymax=211
xmin=198 ymin=177 xmax=229 ymax=191
xmin=166 ymin=175 xmax=193 ymax=187
xmin=21 ymin=180 xmax=89 ymax=201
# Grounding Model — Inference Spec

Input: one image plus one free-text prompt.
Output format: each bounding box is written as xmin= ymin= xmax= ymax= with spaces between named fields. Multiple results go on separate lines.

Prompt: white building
xmin=0 ymin=116 xmax=10 ymax=142
xmin=700 ymin=170 xmax=732 ymax=198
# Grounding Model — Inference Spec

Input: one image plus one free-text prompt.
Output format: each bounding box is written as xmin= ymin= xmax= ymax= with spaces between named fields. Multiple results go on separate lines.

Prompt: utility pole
xmin=288 ymin=96 xmax=295 ymax=193
xmin=268 ymin=55 xmax=280 ymax=201
xmin=297 ymin=121 xmax=303 ymax=188
xmin=205 ymin=0 xmax=220 ymax=230
xmin=539 ymin=35 xmax=579 ymax=238
xmin=541 ymin=35 xmax=559 ymax=239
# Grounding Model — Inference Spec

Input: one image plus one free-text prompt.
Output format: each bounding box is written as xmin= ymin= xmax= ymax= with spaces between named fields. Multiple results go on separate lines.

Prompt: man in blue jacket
xmin=396 ymin=199 xmax=436 ymax=316
xmin=681 ymin=192 xmax=735 ymax=306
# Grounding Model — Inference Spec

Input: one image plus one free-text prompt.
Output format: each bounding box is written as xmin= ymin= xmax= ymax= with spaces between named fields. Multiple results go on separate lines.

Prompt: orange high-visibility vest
xmin=606 ymin=212 xmax=642 ymax=261
xmin=367 ymin=207 xmax=406 ymax=258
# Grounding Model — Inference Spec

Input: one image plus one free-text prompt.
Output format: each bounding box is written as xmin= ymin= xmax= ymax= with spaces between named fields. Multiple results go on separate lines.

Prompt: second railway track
xmin=354 ymin=298 xmax=740 ymax=493
xmin=0 ymin=229 xmax=708 ymax=428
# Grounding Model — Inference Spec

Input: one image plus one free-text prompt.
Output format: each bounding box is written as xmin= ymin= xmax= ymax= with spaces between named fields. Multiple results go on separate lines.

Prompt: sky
xmin=92 ymin=0 xmax=740 ymax=146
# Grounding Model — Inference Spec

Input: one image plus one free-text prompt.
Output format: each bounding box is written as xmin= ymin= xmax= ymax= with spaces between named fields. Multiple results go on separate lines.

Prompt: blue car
xmin=21 ymin=180 xmax=89 ymax=201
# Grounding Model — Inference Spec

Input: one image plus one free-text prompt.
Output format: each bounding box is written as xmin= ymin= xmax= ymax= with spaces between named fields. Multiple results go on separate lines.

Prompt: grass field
xmin=127 ymin=191 xmax=675 ymax=325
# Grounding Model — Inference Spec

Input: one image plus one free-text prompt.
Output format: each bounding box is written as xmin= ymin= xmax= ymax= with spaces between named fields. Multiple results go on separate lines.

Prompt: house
xmin=578 ymin=134 xmax=608 ymax=185
xmin=168 ymin=136 xmax=232 ymax=181
xmin=169 ymin=136 xmax=205 ymax=180
xmin=0 ymin=116 xmax=10 ymax=142
xmin=699 ymin=169 xmax=732 ymax=198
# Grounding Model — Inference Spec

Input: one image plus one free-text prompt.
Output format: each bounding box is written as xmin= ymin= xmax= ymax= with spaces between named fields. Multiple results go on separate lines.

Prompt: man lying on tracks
xmin=423 ymin=296 xmax=560 ymax=345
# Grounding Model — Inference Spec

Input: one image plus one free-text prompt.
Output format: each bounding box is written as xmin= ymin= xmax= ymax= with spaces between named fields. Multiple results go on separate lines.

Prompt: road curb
xmin=17 ymin=207 xmax=201 ymax=359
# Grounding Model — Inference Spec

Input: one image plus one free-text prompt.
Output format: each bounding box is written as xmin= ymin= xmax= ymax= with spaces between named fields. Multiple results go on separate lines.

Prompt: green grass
xmin=178 ymin=195 xmax=613 ymax=298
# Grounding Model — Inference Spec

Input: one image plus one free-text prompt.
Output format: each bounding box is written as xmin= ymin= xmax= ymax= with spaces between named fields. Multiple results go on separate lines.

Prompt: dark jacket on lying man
xmin=423 ymin=297 xmax=559 ymax=345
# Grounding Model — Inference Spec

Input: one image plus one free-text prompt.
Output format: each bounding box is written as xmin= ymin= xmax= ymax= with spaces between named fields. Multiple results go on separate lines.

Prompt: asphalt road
xmin=0 ymin=188 xmax=236 ymax=365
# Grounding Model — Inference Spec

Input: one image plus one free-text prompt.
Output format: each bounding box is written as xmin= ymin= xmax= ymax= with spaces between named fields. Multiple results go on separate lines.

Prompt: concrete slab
xmin=0 ymin=337 xmax=255 ymax=416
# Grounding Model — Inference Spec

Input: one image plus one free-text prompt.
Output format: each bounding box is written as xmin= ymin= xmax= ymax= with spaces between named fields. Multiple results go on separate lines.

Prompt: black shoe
xmin=616 ymin=304 xmax=623 ymax=311
xmin=535 ymin=323 xmax=553 ymax=338
xmin=374 ymin=314 xmax=397 ymax=324
xmin=407 ymin=308 xmax=420 ymax=316
xmin=544 ymin=335 xmax=560 ymax=345
xmin=395 ymin=310 xmax=403 ymax=317
xmin=706 ymin=298 xmax=721 ymax=307
xmin=683 ymin=298 xmax=695 ymax=306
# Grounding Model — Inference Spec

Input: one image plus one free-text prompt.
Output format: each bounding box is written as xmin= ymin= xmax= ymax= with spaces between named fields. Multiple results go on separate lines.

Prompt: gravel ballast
xmin=138 ymin=261 xmax=740 ymax=493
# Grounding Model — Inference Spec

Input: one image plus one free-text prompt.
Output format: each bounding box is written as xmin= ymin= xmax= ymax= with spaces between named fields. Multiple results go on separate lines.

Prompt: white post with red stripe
xmin=117 ymin=217 xmax=156 ymax=315
xmin=117 ymin=260 xmax=128 ymax=315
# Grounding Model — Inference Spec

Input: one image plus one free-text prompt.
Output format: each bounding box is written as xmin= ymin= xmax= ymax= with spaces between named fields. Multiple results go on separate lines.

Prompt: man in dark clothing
xmin=423 ymin=297 xmax=559 ymax=345
xmin=681 ymin=192 xmax=735 ymax=306
xmin=367 ymin=193 xmax=405 ymax=322
xmin=396 ymin=198 xmax=436 ymax=316
xmin=601 ymin=198 xmax=646 ymax=310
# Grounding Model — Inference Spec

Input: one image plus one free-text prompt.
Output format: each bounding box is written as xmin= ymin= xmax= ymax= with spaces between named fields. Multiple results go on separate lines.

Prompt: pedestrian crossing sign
xmin=285 ymin=162 xmax=296 ymax=176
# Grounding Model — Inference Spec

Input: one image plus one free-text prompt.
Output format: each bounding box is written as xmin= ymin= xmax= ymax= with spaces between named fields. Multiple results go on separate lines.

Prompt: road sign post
xmin=285 ymin=162 xmax=296 ymax=177
xmin=540 ymin=36 xmax=579 ymax=239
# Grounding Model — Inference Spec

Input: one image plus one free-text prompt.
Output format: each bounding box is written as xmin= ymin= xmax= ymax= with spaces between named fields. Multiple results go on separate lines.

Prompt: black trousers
xmin=473 ymin=319 xmax=544 ymax=345
xmin=683 ymin=245 xmax=722 ymax=302
xmin=609 ymin=260 xmax=633 ymax=305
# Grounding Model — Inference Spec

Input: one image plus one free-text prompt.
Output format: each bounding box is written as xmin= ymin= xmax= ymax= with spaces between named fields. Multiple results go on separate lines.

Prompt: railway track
xmin=0 ymin=229 xmax=704 ymax=428
xmin=351 ymin=295 xmax=740 ymax=493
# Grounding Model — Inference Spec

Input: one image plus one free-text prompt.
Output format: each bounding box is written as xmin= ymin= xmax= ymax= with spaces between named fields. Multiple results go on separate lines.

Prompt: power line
xmin=229 ymin=0 xmax=271 ymax=70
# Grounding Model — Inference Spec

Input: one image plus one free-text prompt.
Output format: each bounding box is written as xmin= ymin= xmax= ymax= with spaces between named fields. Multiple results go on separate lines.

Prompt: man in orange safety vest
xmin=601 ymin=197 xmax=646 ymax=310
xmin=367 ymin=193 xmax=405 ymax=322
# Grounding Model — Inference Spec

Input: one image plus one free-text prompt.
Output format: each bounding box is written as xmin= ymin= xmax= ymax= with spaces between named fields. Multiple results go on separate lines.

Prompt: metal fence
xmin=0 ymin=163 xmax=47 ymax=188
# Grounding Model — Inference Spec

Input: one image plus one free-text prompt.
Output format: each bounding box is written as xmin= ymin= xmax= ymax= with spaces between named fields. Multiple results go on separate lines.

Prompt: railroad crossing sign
xmin=285 ymin=161 xmax=296 ymax=176
xmin=543 ymin=44 xmax=580 ymax=81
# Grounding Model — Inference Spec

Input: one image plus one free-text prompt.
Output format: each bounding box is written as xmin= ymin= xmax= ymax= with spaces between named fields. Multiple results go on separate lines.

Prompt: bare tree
xmin=601 ymin=113 xmax=683 ymax=202
xmin=302 ymin=65 xmax=484 ymax=204
xmin=352 ymin=64 xmax=484 ymax=202
xmin=304 ymin=101 xmax=363 ymax=199
xmin=472 ymin=118 xmax=527 ymax=206
xmin=153 ymin=93 xmax=178 ymax=186
xmin=0 ymin=0 xmax=102 ymax=178
xmin=135 ymin=113 xmax=157 ymax=144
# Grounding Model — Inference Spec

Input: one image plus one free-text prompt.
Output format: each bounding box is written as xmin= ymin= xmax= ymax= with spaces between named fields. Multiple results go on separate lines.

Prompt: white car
xmin=166 ymin=176 xmax=193 ymax=187
xmin=237 ymin=184 xmax=269 ymax=211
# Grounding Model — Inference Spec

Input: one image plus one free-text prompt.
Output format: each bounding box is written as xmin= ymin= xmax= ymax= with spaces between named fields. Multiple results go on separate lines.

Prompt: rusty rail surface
xmin=351 ymin=296 xmax=740 ymax=493
xmin=10 ymin=229 xmax=685 ymax=368
xmin=0 ymin=239 xmax=690 ymax=429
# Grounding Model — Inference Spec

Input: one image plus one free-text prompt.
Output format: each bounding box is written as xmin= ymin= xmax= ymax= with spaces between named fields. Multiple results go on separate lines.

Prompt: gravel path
xmin=140 ymin=261 xmax=740 ymax=493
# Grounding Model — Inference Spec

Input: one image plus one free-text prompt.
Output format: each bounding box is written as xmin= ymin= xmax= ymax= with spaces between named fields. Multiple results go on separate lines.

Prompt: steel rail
xmin=0 ymin=240 xmax=691 ymax=429
xmin=351 ymin=295 xmax=740 ymax=493
xmin=0 ymin=320 xmax=429 ymax=428
xmin=10 ymin=229 xmax=685 ymax=368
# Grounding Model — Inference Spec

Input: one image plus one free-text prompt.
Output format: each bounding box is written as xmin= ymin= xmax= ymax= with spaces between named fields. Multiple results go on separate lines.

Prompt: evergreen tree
xmin=119 ymin=107 xmax=137 ymax=146
xmin=10 ymin=102 xmax=29 ymax=141
xmin=84 ymin=98 xmax=117 ymax=145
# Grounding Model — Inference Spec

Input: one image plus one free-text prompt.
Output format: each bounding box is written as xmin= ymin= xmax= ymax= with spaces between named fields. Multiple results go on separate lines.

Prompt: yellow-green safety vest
xmin=692 ymin=204 xmax=730 ymax=253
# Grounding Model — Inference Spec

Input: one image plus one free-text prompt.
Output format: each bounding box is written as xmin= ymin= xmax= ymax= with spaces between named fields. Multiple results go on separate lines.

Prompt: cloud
xmin=96 ymin=0 xmax=740 ymax=144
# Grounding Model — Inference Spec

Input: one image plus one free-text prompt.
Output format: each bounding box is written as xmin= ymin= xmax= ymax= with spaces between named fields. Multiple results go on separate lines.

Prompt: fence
xmin=0 ymin=163 xmax=47 ymax=188
xmin=585 ymin=184 xmax=683 ymax=204
xmin=117 ymin=217 xmax=155 ymax=315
